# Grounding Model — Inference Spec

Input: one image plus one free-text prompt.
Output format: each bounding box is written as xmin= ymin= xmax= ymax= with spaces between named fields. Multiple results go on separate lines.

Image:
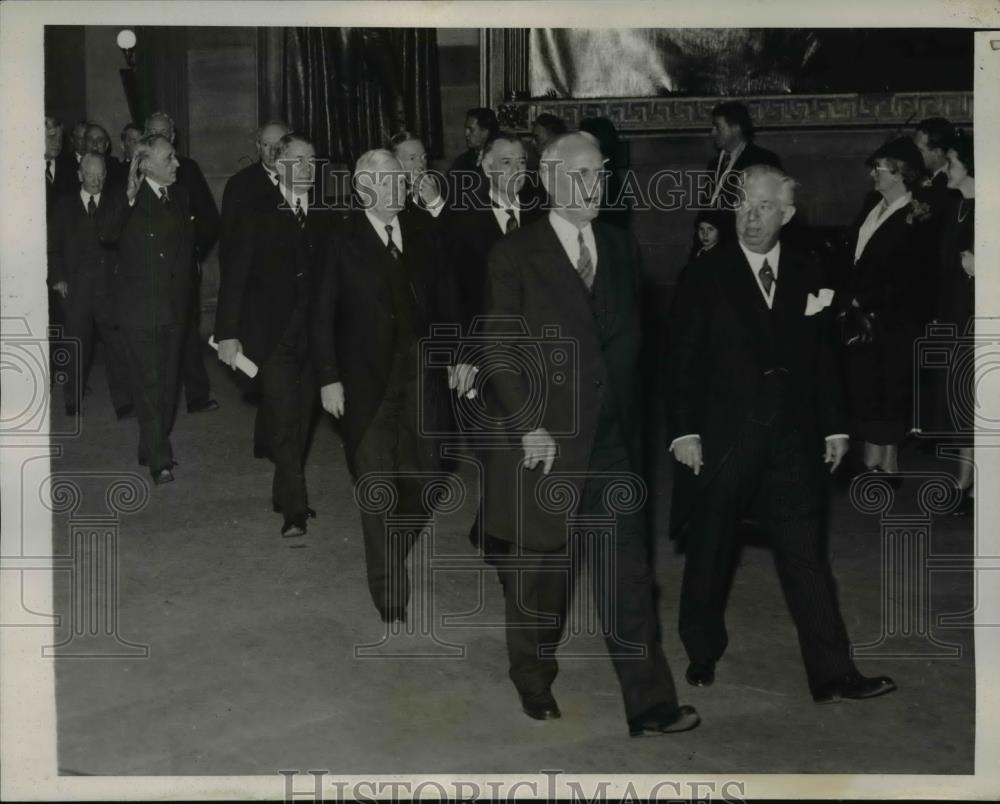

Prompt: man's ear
xmin=781 ymin=204 xmax=796 ymax=226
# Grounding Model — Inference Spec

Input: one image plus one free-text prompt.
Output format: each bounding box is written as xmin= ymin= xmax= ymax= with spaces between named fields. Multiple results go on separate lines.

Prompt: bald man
xmin=478 ymin=132 xmax=698 ymax=737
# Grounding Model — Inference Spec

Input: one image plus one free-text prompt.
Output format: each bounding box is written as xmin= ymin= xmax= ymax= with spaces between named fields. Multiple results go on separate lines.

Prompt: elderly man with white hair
xmin=667 ymin=163 xmax=897 ymax=704
xmin=477 ymin=131 xmax=699 ymax=737
xmin=144 ymin=110 xmax=221 ymax=415
xmin=311 ymin=148 xmax=461 ymax=624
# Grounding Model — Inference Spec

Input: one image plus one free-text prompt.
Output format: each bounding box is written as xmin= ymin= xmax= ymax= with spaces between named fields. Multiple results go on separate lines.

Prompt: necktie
xmin=46 ymin=161 xmax=54 ymax=184
xmin=385 ymin=225 xmax=402 ymax=261
xmin=759 ymin=259 xmax=775 ymax=297
xmin=87 ymin=195 xmax=97 ymax=218
xmin=295 ymin=197 xmax=306 ymax=229
xmin=576 ymin=230 xmax=595 ymax=291
xmin=505 ymin=209 xmax=518 ymax=234
xmin=159 ymin=186 xmax=170 ymax=206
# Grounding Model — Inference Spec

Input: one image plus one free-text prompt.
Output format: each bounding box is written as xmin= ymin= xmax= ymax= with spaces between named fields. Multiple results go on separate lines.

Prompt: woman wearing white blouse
xmin=841 ymin=137 xmax=929 ymax=478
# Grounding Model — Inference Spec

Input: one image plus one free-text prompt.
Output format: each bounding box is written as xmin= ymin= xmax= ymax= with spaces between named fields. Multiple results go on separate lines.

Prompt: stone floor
xmin=46 ymin=344 xmax=974 ymax=776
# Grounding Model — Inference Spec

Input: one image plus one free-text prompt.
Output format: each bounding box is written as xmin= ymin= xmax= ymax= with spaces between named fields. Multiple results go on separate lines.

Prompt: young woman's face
xmin=946 ymin=148 xmax=969 ymax=189
xmin=697 ymin=222 xmax=720 ymax=250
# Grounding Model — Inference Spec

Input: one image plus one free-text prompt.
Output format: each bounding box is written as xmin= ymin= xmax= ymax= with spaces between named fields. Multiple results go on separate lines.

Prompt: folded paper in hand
xmin=804 ymin=288 xmax=835 ymax=316
xmin=208 ymin=335 xmax=258 ymax=378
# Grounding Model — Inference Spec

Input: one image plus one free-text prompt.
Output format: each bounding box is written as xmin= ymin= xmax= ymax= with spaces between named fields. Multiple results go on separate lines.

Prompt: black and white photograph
xmin=2 ymin=1 xmax=1000 ymax=800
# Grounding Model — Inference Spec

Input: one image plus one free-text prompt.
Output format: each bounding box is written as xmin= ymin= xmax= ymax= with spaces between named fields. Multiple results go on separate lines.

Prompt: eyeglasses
xmin=869 ymin=166 xmax=895 ymax=174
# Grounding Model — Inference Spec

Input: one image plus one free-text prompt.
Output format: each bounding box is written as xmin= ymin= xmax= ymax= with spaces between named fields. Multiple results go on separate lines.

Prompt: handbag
xmin=838 ymin=305 xmax=875 ymax=348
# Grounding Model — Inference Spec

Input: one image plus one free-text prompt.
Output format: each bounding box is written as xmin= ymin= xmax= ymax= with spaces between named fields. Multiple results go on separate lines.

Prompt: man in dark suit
xmin=479 ymin=132 xmax=698 ymax=737
xmin=48 ymin=153 xmax=133 ymax=419
xmin=706 ymin=101 xmax=782 ymax=210
xmin=45 ymin=116 xmax=78 ymax=210
xmin=219 ymin=120 xmax=289 ymax=271
xmin=667 ymin=163 xmax=897 ymax=703
xmin=447 ymin=107 xmax=497 ymax=205
xmin=312 ymin=149 xmax=460 ymax=623
xmin=218 ymin=120 xmax=288 ymax=445
xmin=388 ymin=131 xmax=446 ymax=222
xmin=215 ymin=134 xmax=328 ymax=537
xmin=145 ymin=111 xmax=221 ymax=415
xmin=111 ymin=134 xmax=198 ymax=485
xmin=448 ymin=132 xmax=544 ymax=330
xmin=106 ymin=122 xmax=142 ymax=189
xmin=83 ymin=124 xmax=122 ymax=176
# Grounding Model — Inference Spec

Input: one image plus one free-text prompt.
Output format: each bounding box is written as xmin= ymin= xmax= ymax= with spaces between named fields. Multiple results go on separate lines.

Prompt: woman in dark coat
xmin=933 ymin=130 xmax=975 ymax=512
xmin=841 ymin=137 xmax=929 ymax=475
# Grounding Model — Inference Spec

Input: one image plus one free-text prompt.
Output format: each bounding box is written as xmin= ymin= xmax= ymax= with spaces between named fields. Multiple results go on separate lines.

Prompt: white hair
xmin=353 ymin=148 xmax=401 ymax=181
xmin=741 ymin=163 xmax=797 ymax=207
xmin=539 ymin=131 xmax=601 ymax=167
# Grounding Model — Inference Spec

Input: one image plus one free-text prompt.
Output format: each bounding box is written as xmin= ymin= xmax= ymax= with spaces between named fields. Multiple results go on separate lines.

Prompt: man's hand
xmin=126 ymin=154 xmax=142 ymax=203
xmin=824 ymin=436 xmax=849 ymax=474
xmin=415 ymin=171 xmax=441 ymax=207
xmin=522 ymin=427 xmax=556 ymax=474
xmin=52 ymin=281 xmax=68 ymax=299
xmin=217 ymin=338 xmax=242 ymax=370
xmin=671 ymin=435 xmax=703 ymax=476
xmin=320 ymin=382 xmax=345 ymax=418
xmin=448 ymin=363 xmax=477 ymax=397
xmin=961 ymin=250 xmax=975 ymax=278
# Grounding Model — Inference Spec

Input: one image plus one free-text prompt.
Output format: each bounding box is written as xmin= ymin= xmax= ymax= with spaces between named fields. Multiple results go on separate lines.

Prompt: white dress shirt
xmin=264 ymin=165 xmax=280 ymax=187
xmin=365 ymin=209 xmax=403 ymax=253
xmin=854 ymin=192 xmax=911 ymax=263
xmin=548 ymin=210 xmax=597 ymax=274
xmin=278 ymin=179 xmax=309 ymax=217
xmin=738 ymin=240 xmax=781 ymax=309
xmin=490 ymin=189 xmax=521 ymax=233
xmin=710 ymin=141 xmax=746 ymax=205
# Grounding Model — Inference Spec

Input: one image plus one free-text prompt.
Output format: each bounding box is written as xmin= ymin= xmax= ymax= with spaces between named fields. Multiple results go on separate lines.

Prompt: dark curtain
xmin=134 ymin=26 xmax=190 ymax=151
xmin=271 ymin=27 xmax=441 ymax=165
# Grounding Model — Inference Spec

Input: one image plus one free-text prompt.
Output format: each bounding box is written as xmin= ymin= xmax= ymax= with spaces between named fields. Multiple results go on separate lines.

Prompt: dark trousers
xmin=257 ymin=312 xmax=315 ymax=516
xmin=678 ymin=418 xmax=855 ymax=691
xmin=119 ymin=324 xmax=185 ymax=475
xmin=486 ymin=434 xmax=679 ymax=719
xmin=61 ymin=285 xmax=132 ymax=412
xmin=180 ymin=269 xmax=212 ymax=409
xmin=352 ymin=347 xmax=432 ymax=616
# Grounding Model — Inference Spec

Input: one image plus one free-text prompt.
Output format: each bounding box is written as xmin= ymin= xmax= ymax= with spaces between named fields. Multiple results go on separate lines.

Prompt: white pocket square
xmin=804 ymin=288 xmax=835 ymax=316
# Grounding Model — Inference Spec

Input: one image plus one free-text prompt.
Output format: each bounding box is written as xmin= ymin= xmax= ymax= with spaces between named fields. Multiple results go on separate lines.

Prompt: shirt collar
xmin=365 ymin=208 xmax=400 ymax=238
xmin=737 ymin=239 xmax=781 ymax=276
xmin=144 ymin=176 xmax=168 ymax=197
xmin=489 ymin=187 xmax=520 ymax=211
xmin=548 ymin=209 xmax=590 ymax=241
xmin=263 ymin=163 xmax=280 ymax=184
xmin=79 ymin=188 xmax=101 ymax=205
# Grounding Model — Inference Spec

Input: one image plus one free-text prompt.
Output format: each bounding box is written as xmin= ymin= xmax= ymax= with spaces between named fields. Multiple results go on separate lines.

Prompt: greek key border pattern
xmin=496 ymin=92 xmax=973 ymax=133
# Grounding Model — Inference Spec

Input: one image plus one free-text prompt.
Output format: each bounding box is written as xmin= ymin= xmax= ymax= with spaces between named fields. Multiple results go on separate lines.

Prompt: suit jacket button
xmin=595 ymin=379 xmax=603 ymax=387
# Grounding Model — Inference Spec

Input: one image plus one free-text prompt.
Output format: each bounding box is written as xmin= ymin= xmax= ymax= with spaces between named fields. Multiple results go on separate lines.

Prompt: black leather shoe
xmin=273 ymin=504 xmax=316 ymax=519
xmin=812 ymin=672 xmax=897 ymax=704
xmin=152 ymin=468 xmax=175 ymax=486
xmin=187 ymin=399 xmax=219 ymax=414
xmin=281 ymin=515 xmax=307 ymax=538
xmin=521 ymin=693 xmax=561 ymax=721
xmin=115 ymin=404 xmax=135 ymax=420
xmin=685 ymin=661 xmax=716 ymax=687
xmin=628 ymin=703 xmax=700 ymax=737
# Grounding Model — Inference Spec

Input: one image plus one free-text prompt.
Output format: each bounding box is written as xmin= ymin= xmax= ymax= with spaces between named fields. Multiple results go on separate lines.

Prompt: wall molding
xmin=496 ymin=91 xmax=973 ymax=134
